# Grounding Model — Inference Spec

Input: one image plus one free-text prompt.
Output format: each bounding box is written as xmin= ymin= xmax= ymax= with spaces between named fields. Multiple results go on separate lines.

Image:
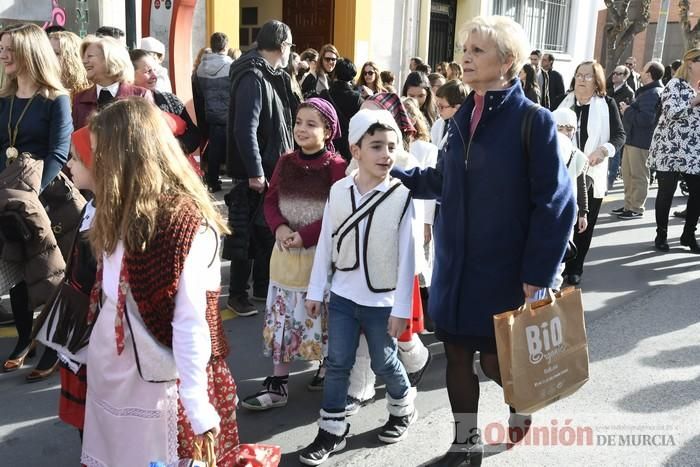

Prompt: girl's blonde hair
xmin=49 ymin=31 xmax=91 ymax=97
xmin=80 ymin=35 xmax=134 ymax=83
xmin=0 ymin=23 xmax=67 ymax=98
xmin=401 ymin=97 xmax=431 ymax=142
xmin=675 ymin=48 xmax=700 ymax=82
xmin=89 ymin=97 xmax=229 ymax=256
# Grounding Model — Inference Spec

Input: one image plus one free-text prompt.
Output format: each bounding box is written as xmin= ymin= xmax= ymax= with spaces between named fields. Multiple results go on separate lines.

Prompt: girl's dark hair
xmin=521 ymin=64 xmax=539 ymax=94
xmin=401 ymin=71 xmax=438 ymax=125
xmin=256 ymin=20 xmax=291 ymax=51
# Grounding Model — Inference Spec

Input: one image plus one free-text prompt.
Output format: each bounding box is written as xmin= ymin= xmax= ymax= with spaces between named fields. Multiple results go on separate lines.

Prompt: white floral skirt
xmin=262 ymin=285 xmax=328 ymax=364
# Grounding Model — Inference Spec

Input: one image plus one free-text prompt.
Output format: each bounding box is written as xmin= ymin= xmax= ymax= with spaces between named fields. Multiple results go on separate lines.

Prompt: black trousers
xmin=228 ymin=222 xmax=275 ymax=297
xmin=683 ymin=173 xmax=700 ymax=234
xmin=654 ymin=170 xmax=682 ymax=233
xmin=204 ymin=125 xmax=226 ymax=188
xmin=565 ymin=186 xmax=602 ymax=276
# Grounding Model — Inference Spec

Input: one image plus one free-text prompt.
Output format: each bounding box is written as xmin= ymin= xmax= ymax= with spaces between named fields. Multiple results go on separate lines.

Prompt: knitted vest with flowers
xmin=124 ymin=198 xmax=229 ymax=359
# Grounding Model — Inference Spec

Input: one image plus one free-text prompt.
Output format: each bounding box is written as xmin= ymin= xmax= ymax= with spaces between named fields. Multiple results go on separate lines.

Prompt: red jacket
xmin=71 ymin=83 xmax=153 ymax=129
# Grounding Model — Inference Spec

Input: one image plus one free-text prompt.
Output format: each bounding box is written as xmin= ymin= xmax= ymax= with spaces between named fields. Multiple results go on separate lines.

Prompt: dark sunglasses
xmin=323 ymin=56 xmax=337 ymax=62
xmin=612 ymin=71 xmax=625 ymax=76
xmin=363 ymin=70 xmax=375 ymax=75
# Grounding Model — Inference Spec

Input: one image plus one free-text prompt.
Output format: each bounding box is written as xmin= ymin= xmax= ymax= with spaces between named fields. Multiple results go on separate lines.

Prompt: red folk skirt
xmin=59 ymin=364 xmax=87 ymax=430
xmin=399 ymin=276 xmax=424 ymax=342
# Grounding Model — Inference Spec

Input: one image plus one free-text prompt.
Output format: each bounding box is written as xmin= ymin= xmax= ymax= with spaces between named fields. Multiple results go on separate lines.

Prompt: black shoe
xmin=299 ymin=426 xmax=349 ymax=466
xmin=655 ymin=232 xmax=670 ymax=252
xmin=377 ymin=409 xmax=418 ymax=443
xmin=611 ymin=206 xmax=625 ymax=214
xmin=618 ymin=210 xmax=643 ymax=220
xmin=673 ymin=209 xmax=687 ymax=219
xmin=680 ymin=232 xmax=700 ymax=253
xmin=566 ymin=274 xmax=581 ymax=285
xmin=0 ymin=304 xmax=14 ymax=325
xmin=427 ymin=443 xmax=484 ymax=466
xmin=345 ymin=395 xmax=373 ymax=417
xmin=307 ymin=361 xmax=325 ymax=391
xmin=407 ymin=351 xmax=432 ymax=387
xmin=227 ymin=295 xmax=258 ymax=317
xmin=508 ymin=410 xmax=532 ymax=444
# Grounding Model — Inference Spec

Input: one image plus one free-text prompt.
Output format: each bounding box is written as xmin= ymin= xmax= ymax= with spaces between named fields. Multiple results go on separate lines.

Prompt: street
xmin=1 ymin=180 xmax=699 ymax=466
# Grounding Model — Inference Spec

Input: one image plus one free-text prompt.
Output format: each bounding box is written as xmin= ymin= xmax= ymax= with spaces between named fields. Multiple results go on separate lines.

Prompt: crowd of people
xmin=0 ymin=12 xmax=697 ymax=467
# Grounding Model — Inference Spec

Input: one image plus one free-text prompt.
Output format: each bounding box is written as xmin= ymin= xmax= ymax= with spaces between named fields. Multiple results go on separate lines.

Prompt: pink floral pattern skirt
xmin=262 ymin=285 xmax=328 ymax=364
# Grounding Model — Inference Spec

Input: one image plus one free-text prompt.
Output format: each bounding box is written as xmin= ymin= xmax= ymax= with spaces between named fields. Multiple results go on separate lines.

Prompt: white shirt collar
xmin=96 ymin=82 xmax=120 ymax=98
xmin=340 ymin=173 xmax=394 ymax=196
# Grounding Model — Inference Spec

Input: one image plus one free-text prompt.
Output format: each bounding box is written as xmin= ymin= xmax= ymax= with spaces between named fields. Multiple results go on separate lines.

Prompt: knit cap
xmin=348 ymin=108 xmax=402 ymax=146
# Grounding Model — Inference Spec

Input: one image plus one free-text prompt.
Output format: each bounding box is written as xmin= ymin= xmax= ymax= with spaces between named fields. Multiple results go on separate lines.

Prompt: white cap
xmin=552 ymin=108 xmax=577 ymax=127
xmin=139 ymin=37 xmax=165 ymax=56
xmin=348 ymin=108 xmax=402 ymax=146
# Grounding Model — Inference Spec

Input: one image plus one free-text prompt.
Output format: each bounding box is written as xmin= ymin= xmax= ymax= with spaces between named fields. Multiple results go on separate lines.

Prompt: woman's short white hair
xmin=459 ymin=15 xmax=531 ymax=82
xmin=81 ymin=35 xmax=134 ymax=83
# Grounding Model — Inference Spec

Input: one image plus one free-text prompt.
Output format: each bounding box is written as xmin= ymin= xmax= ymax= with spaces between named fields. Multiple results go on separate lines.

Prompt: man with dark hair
xmin=196 ymin=32 xmax=233 ymax=193
xmin=530 ymin=49 xmax=545 ymax=98
xmin=614 ymin=61 xmax=664 ymax=220
xmin=96 ymin=26 xmax=126 ymax=45
xmin=540 ymin=53 xmax=565 ymax=109
xmin=415 ymin=63 xmax=431 ymax=74
xmin=624 ymin=56 xmax=641 ymax=91
xmin=224 ymin=20 xmax=297 ymax=316
xmin=320 ymin=58 xmax=362 ymax=162
xmin=210 ymin=32 xmax=229 ymax=53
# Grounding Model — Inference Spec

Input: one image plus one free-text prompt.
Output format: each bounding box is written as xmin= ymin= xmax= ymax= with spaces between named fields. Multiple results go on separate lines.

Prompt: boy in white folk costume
xmin=299 ymin=109 xmax=419 ymax=465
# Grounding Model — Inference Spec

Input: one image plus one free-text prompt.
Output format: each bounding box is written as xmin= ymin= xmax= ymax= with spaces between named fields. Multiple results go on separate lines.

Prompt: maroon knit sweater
xmin=264 ymin=149 xmax=347 ymax=248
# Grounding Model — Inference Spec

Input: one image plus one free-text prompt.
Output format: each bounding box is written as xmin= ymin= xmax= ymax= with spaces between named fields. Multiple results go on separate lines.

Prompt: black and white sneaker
xmin=299 ymin=426 xmax=349 ymax=466
xmin=618 ymin=210 xmax=643 ymax=220
xmin=377 ymin=409 xmax=418 ymax=443
xmin=345 ymin=395 xmax=373 ymax=416
xmin=611 ymin=206 xmax=625 ymax=214
xmin=407 ymin=352 xmax=433 ymax=387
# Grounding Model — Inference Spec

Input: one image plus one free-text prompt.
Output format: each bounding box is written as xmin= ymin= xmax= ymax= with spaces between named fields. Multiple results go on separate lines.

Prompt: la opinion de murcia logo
xmin=525 ymin=317 xmax=566 ymax=364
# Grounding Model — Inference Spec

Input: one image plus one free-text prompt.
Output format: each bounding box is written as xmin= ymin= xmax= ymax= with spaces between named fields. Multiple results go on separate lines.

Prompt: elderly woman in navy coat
xmin=393 ymin=16 xmax=575 ymax=466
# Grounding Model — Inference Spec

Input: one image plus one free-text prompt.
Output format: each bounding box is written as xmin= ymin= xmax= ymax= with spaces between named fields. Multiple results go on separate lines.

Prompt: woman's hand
xmin=522 ymin=283 xmax=541 ymax=299
xmin=577 ymin=215 xmax=588 ymax=233
xmin=588 ymin=147 xmax=607 ymax=166
xmin=283 ymin=232 xmax=303 ymax=249
xmin=275 ymin=225 xmax=294 ymax=250
xmin=387 ymin=316 xmax=408 ymax=338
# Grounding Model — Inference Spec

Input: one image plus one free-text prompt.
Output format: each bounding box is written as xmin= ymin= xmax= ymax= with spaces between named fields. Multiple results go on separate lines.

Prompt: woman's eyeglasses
xmin=612 ymin=71 xmax=625 ymax=76
xmin=323 ymin=56 xmax=337 ymax=63
xmin=437 ymin=103 xmax=455 ymax=110
xmin=575 ymin=73 xmax=594 ymax=81
xmin=363 ymin=70 xmax=375 ymax=75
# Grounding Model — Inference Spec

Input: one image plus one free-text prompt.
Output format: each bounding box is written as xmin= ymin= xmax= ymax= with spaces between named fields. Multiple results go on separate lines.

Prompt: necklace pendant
xmin=6 ymin=146 xmax=18 ymax=161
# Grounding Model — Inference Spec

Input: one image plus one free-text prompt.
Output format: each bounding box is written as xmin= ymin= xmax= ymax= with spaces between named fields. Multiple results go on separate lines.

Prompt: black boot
xmin=680 ymin=230 xmax=700 ymax=253
xmin=427 ymin=430 xmax=483 ymax=466
xmin=655 ymin=229 xmax=670 ymax=252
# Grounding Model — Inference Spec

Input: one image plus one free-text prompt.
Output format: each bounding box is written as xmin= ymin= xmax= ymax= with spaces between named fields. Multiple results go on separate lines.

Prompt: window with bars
xmin=490 ymin=0 xmax=571 ymax=53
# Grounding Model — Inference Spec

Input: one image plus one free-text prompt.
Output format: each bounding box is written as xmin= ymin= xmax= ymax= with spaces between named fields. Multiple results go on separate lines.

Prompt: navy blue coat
xmin=622 ymin=80 xmax=663 ymax=150
xmin=393 ymin=82 xmax=576 ymax=337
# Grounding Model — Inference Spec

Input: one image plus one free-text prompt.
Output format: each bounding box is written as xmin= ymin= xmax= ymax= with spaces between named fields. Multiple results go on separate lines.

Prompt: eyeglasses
xmin=323 ymin=56 xmax=337 ymax=62
xmin=575 ymin=73 xmax=594 ymax=81
xmin=625 ymin=63 xmax=634 ymax=67
xmin=282 ymin=41 xmax=296 ymax=49
xmin=612 ymin=71 xmax=625 ymax=76
xmin=437 ymin=103 xmax=455 ymax=110
xmin=363 ymin=70 xmax=375 ymax=75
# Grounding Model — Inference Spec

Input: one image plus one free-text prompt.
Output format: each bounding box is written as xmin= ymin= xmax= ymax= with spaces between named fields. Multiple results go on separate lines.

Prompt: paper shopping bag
xmin=493 ymin=287 xmax=589 ymax=414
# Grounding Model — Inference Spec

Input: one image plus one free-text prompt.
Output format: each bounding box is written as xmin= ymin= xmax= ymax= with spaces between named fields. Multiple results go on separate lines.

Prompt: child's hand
xmin=305 ymin=300 xmax=322 ymax=318
xmin=387 ymin=316 xmax=408 ymax=338
xmin=283 ymin=232 xmax=303 ymax=249
xmin=275 ymin=225 xmax=294 ymax=250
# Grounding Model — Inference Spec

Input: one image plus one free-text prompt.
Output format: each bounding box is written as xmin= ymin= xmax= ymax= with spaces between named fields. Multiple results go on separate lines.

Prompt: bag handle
xmin=193 ymin=431 xmax=217 ymax=467
xmin=527 ymin=286 xmax=577 ymax=312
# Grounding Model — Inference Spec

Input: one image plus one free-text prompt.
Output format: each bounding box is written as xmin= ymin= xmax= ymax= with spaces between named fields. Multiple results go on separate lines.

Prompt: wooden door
xmin=283 ymin=0 xmax=335 ymax=53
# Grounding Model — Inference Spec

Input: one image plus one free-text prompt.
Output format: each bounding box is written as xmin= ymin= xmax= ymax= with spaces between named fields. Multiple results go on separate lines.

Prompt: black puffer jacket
xmin=226 ymin=49 xmax=296 ymax=180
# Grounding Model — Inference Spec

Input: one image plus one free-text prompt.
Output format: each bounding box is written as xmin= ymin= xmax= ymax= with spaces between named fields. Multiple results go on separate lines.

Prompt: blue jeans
xmin=322 ymin=293 xmax=410 ymax=413
xmin=608 ymin=147 xmax=622 ymax=190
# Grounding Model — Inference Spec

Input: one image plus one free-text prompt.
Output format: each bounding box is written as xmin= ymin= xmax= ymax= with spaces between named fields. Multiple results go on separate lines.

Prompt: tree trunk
xmin=604 ymin=0 xmax=651 ymax=72
xmin=679 ymin=0 xmax=700 ymax=49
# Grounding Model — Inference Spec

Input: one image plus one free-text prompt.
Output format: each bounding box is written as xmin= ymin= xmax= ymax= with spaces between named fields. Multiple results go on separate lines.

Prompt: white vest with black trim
xmin=329 ymin=178 xmax=412 ymax=292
